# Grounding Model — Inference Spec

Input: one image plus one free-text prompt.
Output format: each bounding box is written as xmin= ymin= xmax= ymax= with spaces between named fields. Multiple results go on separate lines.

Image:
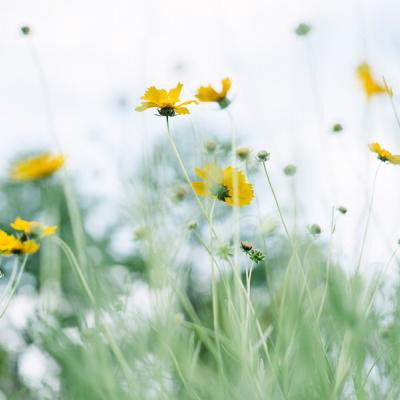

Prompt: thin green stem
xmin=0 ymin=255 xmax=29 ymax=319
xmin=355 ymin=163 xmax=382 ymax=274
xmin=262 ymin=161 xmax=291 ymax=242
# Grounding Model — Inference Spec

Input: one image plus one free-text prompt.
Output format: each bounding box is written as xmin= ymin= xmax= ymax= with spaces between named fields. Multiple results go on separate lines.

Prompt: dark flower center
xmin=217 ymin=97 xmax=231 ymax=109
xmin=158 ymin=107 xmax=176 ymax=117
xmin=210 ymin=184 xmax=230 ymax=201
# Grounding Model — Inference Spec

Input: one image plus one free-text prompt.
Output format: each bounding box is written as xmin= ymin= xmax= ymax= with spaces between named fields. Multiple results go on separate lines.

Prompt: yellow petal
xmin=135 ymin=102 xmax=159 ymax=112
xmin=141 ymin=86 xmax=168 ymax=105
xmin=194 ymin=167 xmax=206 ymax=179
xmin=168 ymin=83 xmax=183 ymax=104
xmin=220 ymin=77 xmax=231 ymax=97
xmin=368 ymin=142 xmax=381 ymax=153
xmin=175 ymin=107 xmax=190 ymax=115
xmin=389 ymin=155 xmax=400 ymax=165
xmin=195 ymin=85 xmax=220 ymax=102
xmin=192 ymin=182 xmax=208 ymax=196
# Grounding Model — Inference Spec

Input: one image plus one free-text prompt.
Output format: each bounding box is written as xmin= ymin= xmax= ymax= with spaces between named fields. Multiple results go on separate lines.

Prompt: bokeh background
xmin=1 ymin=0 xmax=400 ymax=395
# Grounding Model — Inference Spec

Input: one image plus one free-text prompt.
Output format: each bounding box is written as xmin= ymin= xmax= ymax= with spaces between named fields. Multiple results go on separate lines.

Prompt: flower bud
xmin=337 ymin=206 xmax=347 ymax=214
xmin=240 ymin=241 xmax=253 ymax=252
xmin=257 ymin=150 xmax=270 ymax=162
xmin=283 ymin=164 xmax=297 ymax=176
xmin=187 ymin=219 xmax=198 ymax=230
xmin=20 ymin=26 xmax=31 ymax=35
xmin=236 ymin=146 xmax=250 ymax=161
xmin=204 ymin=140 xmax=217 ymax=153
xmin=332 ymin=123 xmax=343 ymax=133
xmin=309 ymin=224 xmax=321 ymax=236
xmin=295 ymin=23 xmax=311 ymax=36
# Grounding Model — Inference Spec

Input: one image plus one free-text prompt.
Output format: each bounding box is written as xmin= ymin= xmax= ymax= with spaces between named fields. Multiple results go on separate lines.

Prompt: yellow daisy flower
xmin=11 ymin=153 xmax=65 ymax=182
xmin=135 ymin=83 xmax=198 ymax=117
xmin=192 ymin=163 xmax=254 ymax=207
xmin=369 ymin=142 xmax=400 ymax=164
xmin=0 ymin=230 xmax=39 ymax=256
xmin=10 ymin=217 xmax=57 ymax=238
xmin=195 ymin=78 xmax=231 ymax=109
xmin=357 ymin=63 xmax=385 ymax=98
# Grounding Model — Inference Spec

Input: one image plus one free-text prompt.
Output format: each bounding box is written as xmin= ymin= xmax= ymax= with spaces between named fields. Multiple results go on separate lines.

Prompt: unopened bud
xmin=257 ymin=150 xmax=270 ymax=162
xmin=236 ymin=146 xmax=250 ymax=161
xmin=204 ymin=140 xmax=217 ymax=153
xmin=283 ymin=164 xmax=297 ymax=176
xmin=337 ymin=206 xmax=347 ymax=215
xmin=309 ymin=224 xmax=321 ymax=236
xmin=241 ymin=241 xmax=253 ymax=252
xmin=187 ymin=219 xmax=198 ymax=230
xmin=20 ymin=26 xmax=31 ymax=35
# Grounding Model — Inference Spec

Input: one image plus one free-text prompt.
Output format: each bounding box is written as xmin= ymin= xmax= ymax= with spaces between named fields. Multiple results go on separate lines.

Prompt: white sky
xmin=1 ymin=0 xmax=400 ymax=276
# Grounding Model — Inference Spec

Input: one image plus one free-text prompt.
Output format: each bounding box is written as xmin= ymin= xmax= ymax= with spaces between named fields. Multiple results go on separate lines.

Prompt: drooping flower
xmin=10 ymin=217 xmax=57 ymax=238
xmin=192 ymin=164 xmax=253 ymax=207
xmin=11 ymin=153 xmax=65 ymax=181
xmin=135 ymin=83 xmax=198 ymax=116
xmin=369 ymin=142 xmax=400 ymax=164
xmin=195 ymin=78 xmax=231 ymax=109
xmin=357 ymin=63 xmax=385 ymax=98
xmin=0 ymin=230 xmax=39 ymax=256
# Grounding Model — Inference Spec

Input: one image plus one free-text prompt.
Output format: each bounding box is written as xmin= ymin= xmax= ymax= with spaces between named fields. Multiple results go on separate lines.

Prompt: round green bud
xmin=283 ymin=164 xmax=297 ymax=176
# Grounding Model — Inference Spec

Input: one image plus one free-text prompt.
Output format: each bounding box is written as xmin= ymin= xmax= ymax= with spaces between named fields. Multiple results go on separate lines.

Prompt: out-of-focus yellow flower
xmin=357 ymin=63 xmax=385 ymax=98
xmin=135 ymin=83 xmax=198 ymax=116
xmin=11 ymin=153 xmax=65 ymax=181
xmin=10 ymin=217 xmax=57 ymax=237
xmin=19 ymin=240 xmax=40 ymax=254
xmin=192 ymin=163 xmax=253 ymax=207
xmin=195 ymin=78 xmax=231 ymax=108
xmin=0 ymin=230 xmax=39 ymax=256
xmin=369 ymin=142 xmax=400 ymax=164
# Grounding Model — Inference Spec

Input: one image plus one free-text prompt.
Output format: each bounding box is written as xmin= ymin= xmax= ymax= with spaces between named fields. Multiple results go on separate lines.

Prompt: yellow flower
xmin=192 ymin=164 xmax=254 ymax=207
xmin=0 ymin=230 xmax=39 ymax=256
xmin=135 ymin=83 xmax=198 ymax=116
xmin=10 ymin=217 xmax=57 ymax=237
xmin=11 ymin=153 xmax=65 ymax=181
xmin=369 ymin=142 xmax=400 ymax=164
xmin=195 ymin=78 xmax=231 ymax=108
xmin=357 ymin=63 xmax=385 ymax=98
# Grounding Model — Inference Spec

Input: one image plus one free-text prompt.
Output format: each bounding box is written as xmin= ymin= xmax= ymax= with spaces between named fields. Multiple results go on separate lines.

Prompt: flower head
xmin=10 ymin=217 xmax=57 ymax=238
xmin=369 ymin=142 xmax=400 ymax=164
xmin=192 ymin=164 xmax=254 ymax=207
xmin=0 ymin=230 xmax=39 ymax=256
xmin=195 ymin=78 xmax=231 ymax=109
xmin=11 ymin=153 xmax=65 ymax=181
xmin=135 ymin=83 xmax=198 ymax=117
xmin=357 ymin=63 xmax=385 ymax=98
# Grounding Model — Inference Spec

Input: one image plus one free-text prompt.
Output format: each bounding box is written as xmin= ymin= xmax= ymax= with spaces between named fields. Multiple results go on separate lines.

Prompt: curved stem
xmin=0 ymin=255 xmax=29 ymax=319
xmin=165 ymin=118 xmax=217 ymax=238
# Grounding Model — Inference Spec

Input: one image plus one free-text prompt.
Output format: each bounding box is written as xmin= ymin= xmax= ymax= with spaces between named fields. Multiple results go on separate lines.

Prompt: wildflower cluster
xmin=0 ymin=218 xmax=56 ymax=256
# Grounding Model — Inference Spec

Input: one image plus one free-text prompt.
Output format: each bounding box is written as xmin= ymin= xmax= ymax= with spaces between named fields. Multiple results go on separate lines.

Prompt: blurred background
xmin=1 ymin=0 xmax=400 ymax=396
